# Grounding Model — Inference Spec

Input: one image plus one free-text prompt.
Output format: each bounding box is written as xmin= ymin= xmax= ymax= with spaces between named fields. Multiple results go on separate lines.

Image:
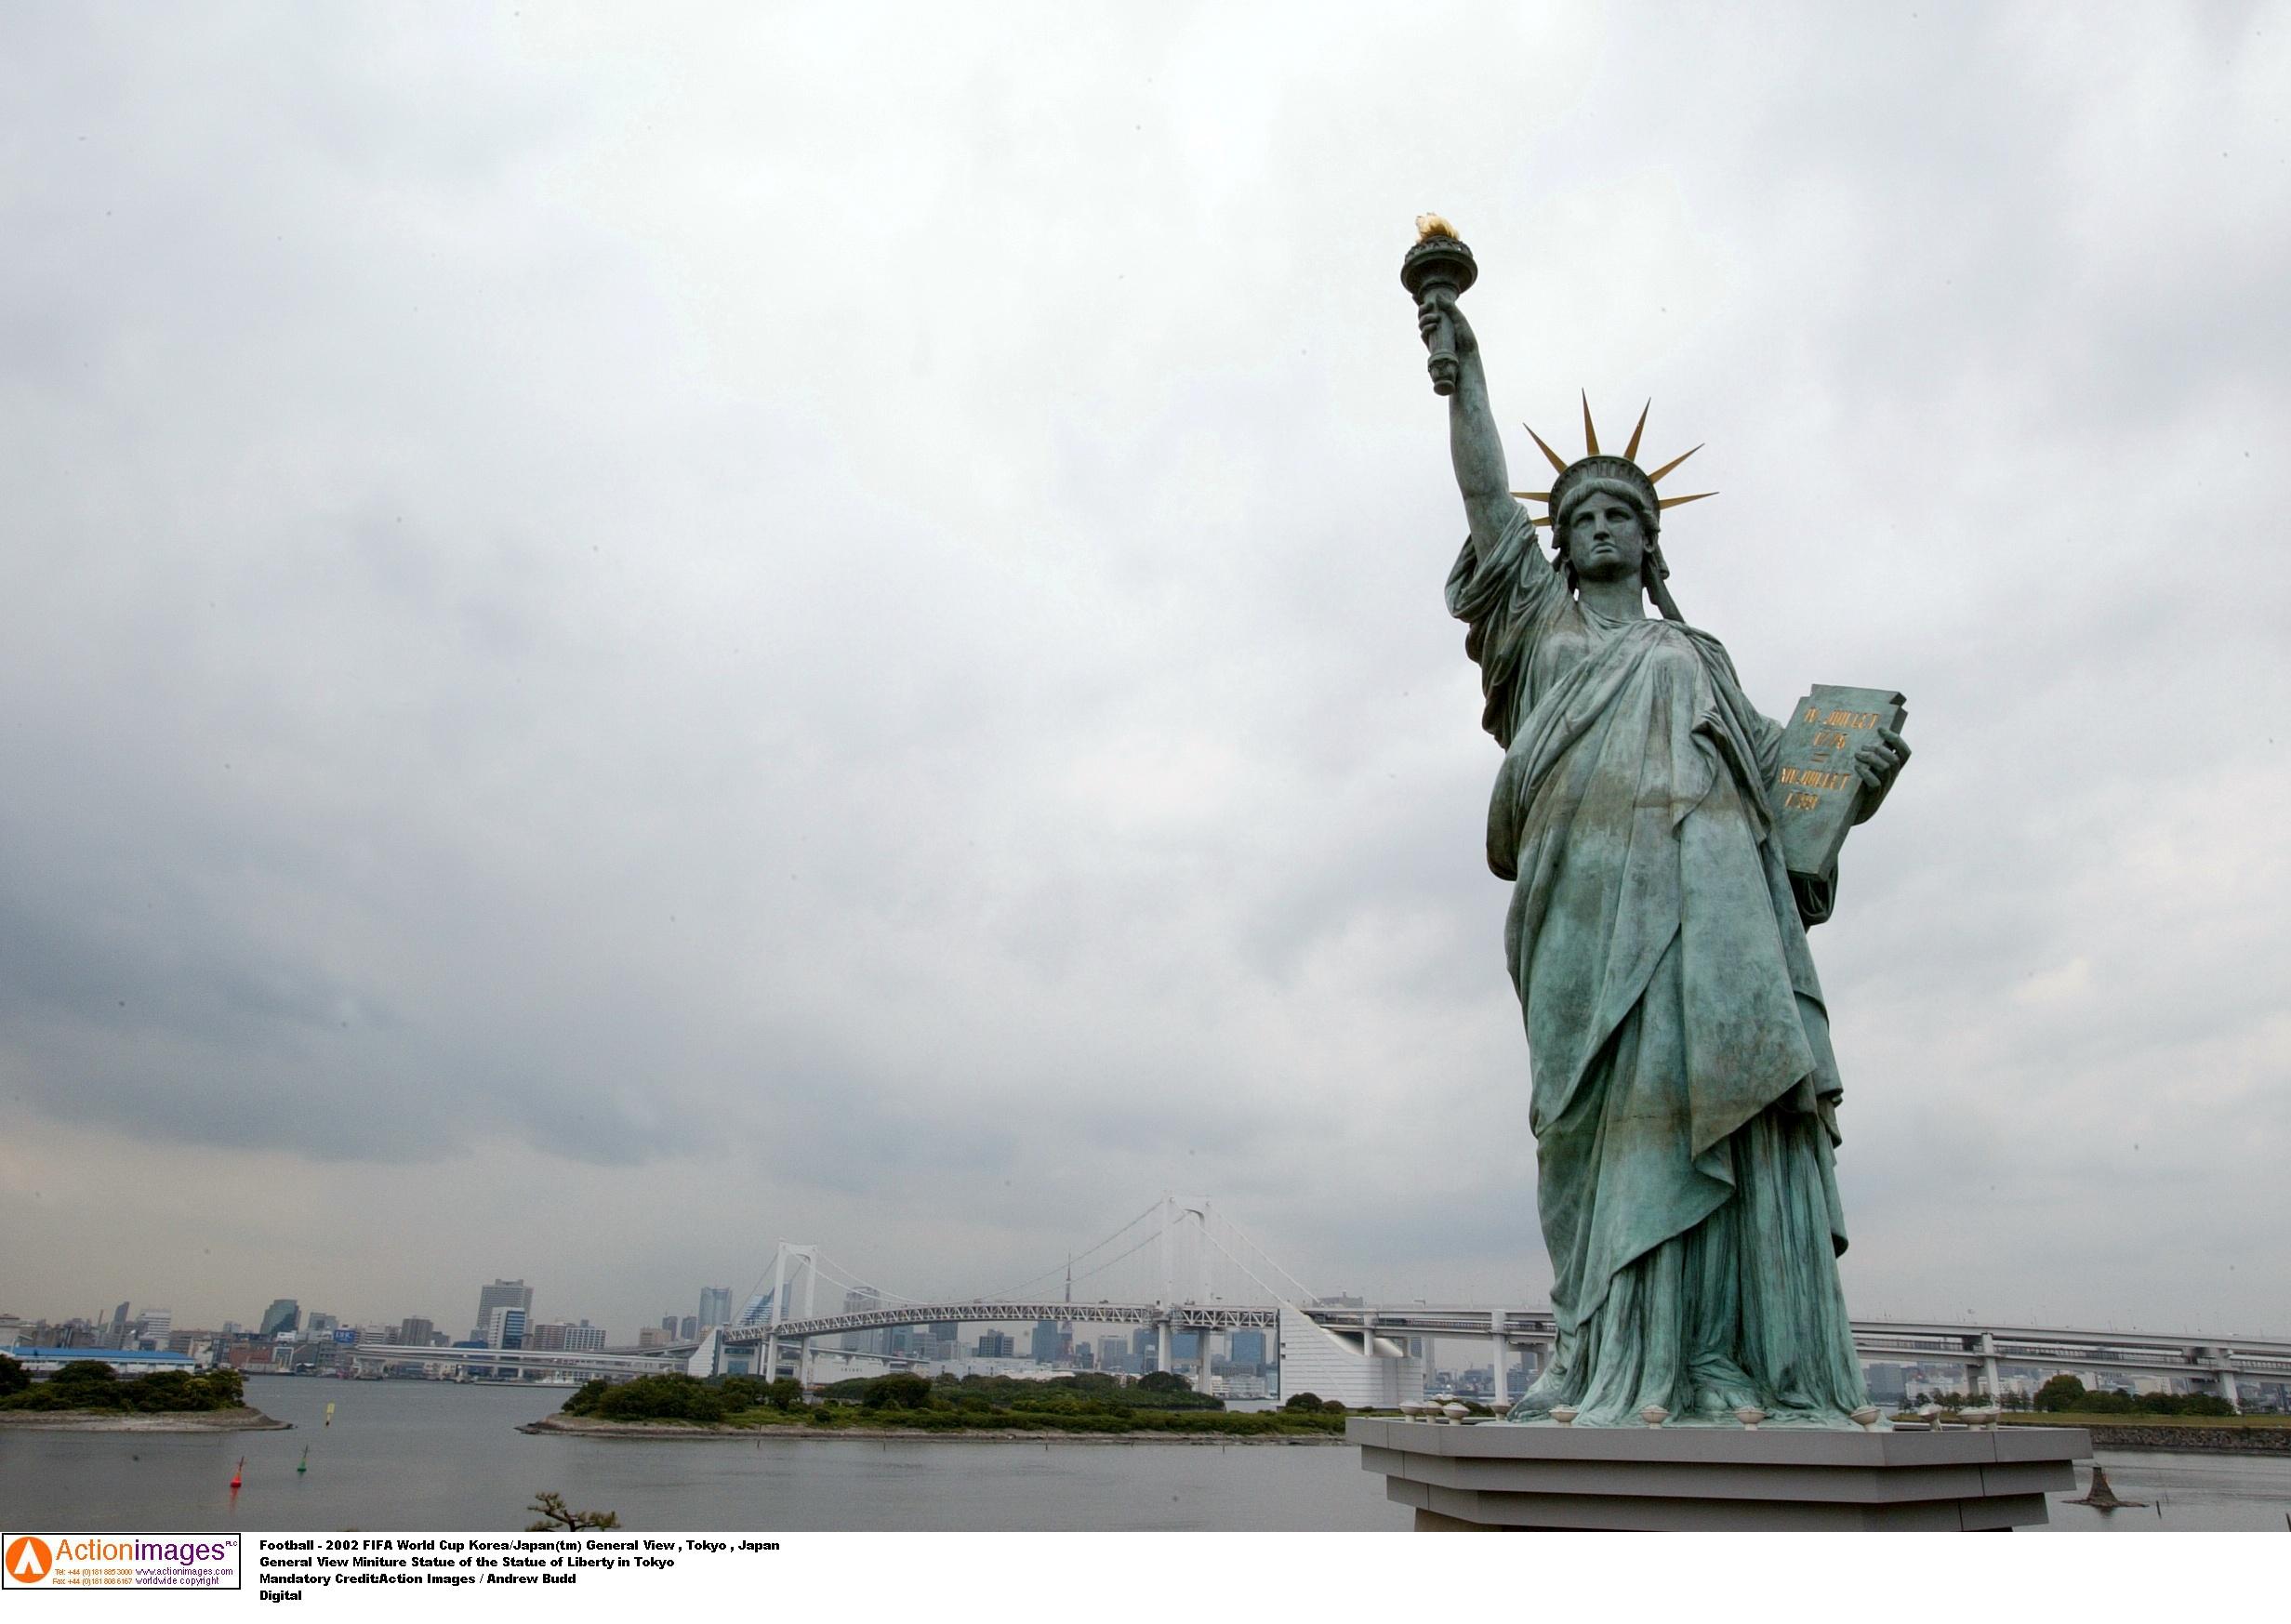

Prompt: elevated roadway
xmin=349 ymin=1308 xmax=2291 ymax=1411
xmin=722 ymin=1302 xmax=2291 ymax=1408
xmin=343 ymin=1343 xmax=689 ymax=1380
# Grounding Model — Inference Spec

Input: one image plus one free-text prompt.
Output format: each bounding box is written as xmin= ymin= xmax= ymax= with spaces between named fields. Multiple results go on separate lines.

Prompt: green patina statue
xmin=1405 ymin=221 xmax=1910 ymax=1428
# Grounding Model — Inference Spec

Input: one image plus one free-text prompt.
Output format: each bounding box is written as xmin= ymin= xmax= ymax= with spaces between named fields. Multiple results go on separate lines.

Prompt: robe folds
xmin=1449 ymin=505 xmax=1870 ymax=1425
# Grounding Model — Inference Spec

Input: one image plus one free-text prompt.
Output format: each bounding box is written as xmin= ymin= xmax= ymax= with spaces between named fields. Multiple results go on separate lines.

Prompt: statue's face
xmin=1564 ymin=495 xmax=1648 ymax=584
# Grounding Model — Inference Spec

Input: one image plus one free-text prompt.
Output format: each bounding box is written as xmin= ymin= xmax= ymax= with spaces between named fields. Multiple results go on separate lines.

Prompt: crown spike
xmin=1623 ymin=400 xmax=1650 ymax=462
xmin=1646 ymin=443 xmax=1702 ymax=484
xmin=1523 ymin=423 xmax=1569 ymax=475
xmin=1655 ymin=491 xmax=1717 ymax=510
xmin=1580 ymin=390 xmax=1599 ymax=456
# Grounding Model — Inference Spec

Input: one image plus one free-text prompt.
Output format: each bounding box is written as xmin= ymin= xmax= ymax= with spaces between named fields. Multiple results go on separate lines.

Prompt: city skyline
xmin=20 ymin=1293 xmax=2276 ymax=1423
xmin=1 ymin=7 xmax=2285 ymax=1344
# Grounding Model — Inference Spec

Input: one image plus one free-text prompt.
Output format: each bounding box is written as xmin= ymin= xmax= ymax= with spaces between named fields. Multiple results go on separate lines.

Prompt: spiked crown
xmin=1513 ymin=394 xmax=1716 ymax=535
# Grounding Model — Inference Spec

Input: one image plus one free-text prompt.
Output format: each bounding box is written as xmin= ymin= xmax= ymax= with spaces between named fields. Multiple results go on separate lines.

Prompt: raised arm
xmin=1419 ymin=289 xmax=1523 ymax=566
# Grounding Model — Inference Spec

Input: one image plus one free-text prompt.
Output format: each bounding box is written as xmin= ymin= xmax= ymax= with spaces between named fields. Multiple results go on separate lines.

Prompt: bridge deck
xmin=716 ymin=1303 xmax=2288 ymax=1381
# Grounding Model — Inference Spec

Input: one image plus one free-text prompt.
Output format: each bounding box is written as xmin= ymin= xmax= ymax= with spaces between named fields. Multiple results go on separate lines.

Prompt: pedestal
xmin=1349 ymin=1418 xmax=2090 ymax=1531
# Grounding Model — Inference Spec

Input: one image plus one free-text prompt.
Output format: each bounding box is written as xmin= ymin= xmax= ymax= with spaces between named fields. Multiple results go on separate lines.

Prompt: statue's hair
xmin=1550 ymin=475 xmax=1663 ymax=593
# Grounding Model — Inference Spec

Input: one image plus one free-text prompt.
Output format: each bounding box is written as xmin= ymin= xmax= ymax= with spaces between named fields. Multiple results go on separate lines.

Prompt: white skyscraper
xmin=473 ymin=1280 xmax=533 ymax=1341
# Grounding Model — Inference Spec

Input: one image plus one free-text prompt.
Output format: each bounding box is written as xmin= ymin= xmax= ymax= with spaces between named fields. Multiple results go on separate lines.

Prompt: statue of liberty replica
xmin=1405 ymin=218 xmax=1911 ymax=1428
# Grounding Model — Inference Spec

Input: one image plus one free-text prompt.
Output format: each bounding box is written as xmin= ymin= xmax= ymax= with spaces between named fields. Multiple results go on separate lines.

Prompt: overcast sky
xmin=2 ymin=3 xmax=2284 ymax=1342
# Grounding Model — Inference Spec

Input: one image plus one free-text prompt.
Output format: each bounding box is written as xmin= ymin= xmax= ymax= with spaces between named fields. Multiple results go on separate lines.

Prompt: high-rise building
xmin=697 ymin=1287 xmax=733 ymax=1329
xmin=305 ymin=1312 xmax=338 ymax=1341
xmin=137 ymin=1310 xmax=172 ymax=1350
xmin=660 ymin=1315 xmax=679 ymax=1335
xmin=974 ymin=1330 xmax=1015 ymax=1358
xmin=1229 ymin=1330 xmax=1267 ymax=1368
xmin=842 ymin=1288 xmax=885 ymax=1354
xmin=530 ymin=1320 xmax=603 ymax=1353
xmin=679 ymin=1316 xmax=699 ymax=1341
xmin=484 ymin=1307 xmax=527 ymax=1350
xmin=1099 ymin=1335 xmax=1130 ymax=1374
xmin=397 ymin=1317 xmax=435 ymax=1347
xmin=259 ymin=1300 xmax=300 ymax=1338
xmin=1032 ymin=1318 xmax=1059 ymax=1364
xmin=473 ymin=1281 xmax=533 ymax=1342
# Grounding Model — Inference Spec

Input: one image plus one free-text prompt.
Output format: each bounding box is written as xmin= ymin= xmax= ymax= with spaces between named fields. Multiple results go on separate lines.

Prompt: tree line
xmin=556 ymin=1368 xmax=1349 ymax=1435
xmin=1902 ymin=1375 xmax=2238 ymax=1417
xmin=0 ymin=1355 xmax=249 ymax=1414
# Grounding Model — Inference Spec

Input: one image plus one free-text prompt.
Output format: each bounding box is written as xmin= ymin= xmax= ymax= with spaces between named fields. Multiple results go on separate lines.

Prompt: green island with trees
xmin=0 ymin=1354 xmax=278 ymax=1427
xmin=537 ymin=1370 xmax=1353 ymax=1439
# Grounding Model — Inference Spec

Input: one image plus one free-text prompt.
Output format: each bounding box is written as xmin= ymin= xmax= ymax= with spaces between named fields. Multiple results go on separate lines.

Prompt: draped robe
xmin=1450 ymin=505 xmax=1872 ymax=1425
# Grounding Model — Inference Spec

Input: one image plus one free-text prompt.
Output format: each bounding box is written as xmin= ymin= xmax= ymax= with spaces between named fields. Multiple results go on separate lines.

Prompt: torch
xmin=1399 ymin=214 xmax=1477 ymax=396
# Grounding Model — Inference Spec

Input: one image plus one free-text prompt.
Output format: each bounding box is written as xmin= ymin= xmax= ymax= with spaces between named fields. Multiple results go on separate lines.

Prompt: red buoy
xmin=230 ymin=1457 xmax=244 ymax=1490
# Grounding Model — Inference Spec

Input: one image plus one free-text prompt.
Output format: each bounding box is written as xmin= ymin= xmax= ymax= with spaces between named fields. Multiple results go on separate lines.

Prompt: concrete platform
xmin=1348 ymin=1418 xmax=2091 ymax=1531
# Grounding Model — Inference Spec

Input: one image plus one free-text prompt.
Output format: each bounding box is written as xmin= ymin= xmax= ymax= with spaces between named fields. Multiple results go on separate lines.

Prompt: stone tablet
xmin=1769 ymin=684 xmax=1908 ymax=882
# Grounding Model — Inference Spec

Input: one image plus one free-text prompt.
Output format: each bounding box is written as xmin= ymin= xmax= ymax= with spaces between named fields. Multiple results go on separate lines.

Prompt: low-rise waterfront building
xmin=13 ymin=1347 xmax=202 ymax=1376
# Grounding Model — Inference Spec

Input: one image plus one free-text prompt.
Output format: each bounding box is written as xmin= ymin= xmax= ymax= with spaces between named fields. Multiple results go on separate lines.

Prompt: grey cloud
xmin=1 ymin=3 xmax=2284 ymax=1336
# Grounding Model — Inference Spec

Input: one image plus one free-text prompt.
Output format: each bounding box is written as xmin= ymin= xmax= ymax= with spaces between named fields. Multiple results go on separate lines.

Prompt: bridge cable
xmin=969 ymin=1200 xmax=1160 ymax=1301
xmin=1195 ymin=1221 xmax=1306 ymax=1309
xmin=1063 ymin=1224 xmax=1171 ymax=1292
xmin=730 ymin=1244 xmax=787 ymax=1327
xmin=964 ymin=1197 xmax=1166 ymax=1303
xmin=808 ymin=1252 xmax=930 ymax=1307
xmin=1213 ymin=1218 xmax=1318 ymax=1304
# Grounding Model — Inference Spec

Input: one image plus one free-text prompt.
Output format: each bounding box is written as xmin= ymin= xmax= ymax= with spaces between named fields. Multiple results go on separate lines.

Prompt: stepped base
xmin=1349 ymin=1418 xmax=2090 ymax=1531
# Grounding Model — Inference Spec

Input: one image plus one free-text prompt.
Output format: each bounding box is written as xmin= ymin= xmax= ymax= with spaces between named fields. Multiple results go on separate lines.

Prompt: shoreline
xmin=2049 ymin=1422 xmax=2288 ymax=1456
xmin=1951 ymin=1415 xmax=2291 ymax=1457
xmin=521 ymin=1414 xmax=1346 ymax=1446
xmin=523 ymin=1411 xmax=2287 ymax=1454
xmin=0 ymin=1405 xmax=291 ymax=1433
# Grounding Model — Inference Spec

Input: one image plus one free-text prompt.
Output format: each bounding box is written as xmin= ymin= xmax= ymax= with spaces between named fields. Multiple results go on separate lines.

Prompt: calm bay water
xmin=1 ymin=1378 xmax=2282 ymax=1532
xmin=0 ymin=1378 xmax=1408 ymax=1532
xmin=2033 ymin=1447 xmax=2291 ymax=1534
